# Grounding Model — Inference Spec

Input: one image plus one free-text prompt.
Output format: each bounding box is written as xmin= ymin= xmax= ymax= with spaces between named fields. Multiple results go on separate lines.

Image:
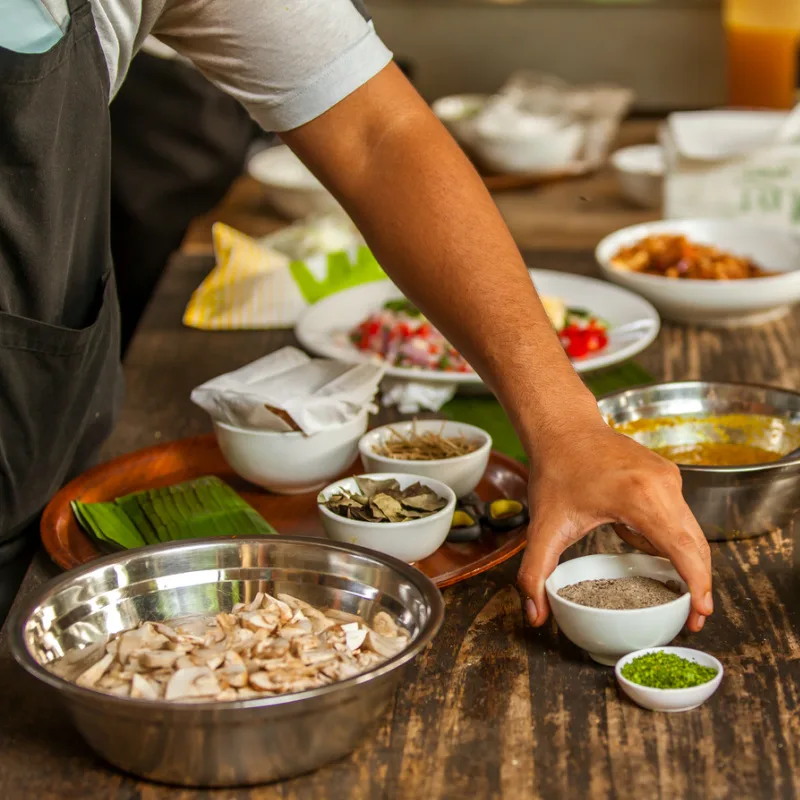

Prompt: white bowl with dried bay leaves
xmin=359 ymin=420 xmax=492 ymax=499
xmin=317 ymin=474 xmax=456 ymax=562
xmin=10 ymin=537 xmax=444 ymax=787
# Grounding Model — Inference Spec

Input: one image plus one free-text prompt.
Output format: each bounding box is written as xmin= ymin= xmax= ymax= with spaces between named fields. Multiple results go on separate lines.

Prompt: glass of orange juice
xmin=724 ymin=0 xmax=800 ymax=109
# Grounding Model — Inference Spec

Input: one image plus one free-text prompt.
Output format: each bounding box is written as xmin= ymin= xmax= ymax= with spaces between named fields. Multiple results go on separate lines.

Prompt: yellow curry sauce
xmin=612 ymin=413 xmax=797 ymax=467
xmin=652 ymin=442 xmax=781 ymax=466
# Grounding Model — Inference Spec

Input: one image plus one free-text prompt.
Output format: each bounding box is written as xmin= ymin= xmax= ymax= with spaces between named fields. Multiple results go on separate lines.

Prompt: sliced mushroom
xmin=165 ymin=667 xmax=220 ymax=701
xmin=323 ymin=608 xmax=363 ymax=625
xmin=247 ymin=592 xmax=266 ymax=612
xmin=280 ymin=620 xmax=313 ymax=640
xmin=248 ymin=671 xmax=274 ymax=692
xmin=289 ymin=634 xmax=320 ymax=657
xmin=218 ymin=651 xmax=248 ymax=689
xmin=152 ymin=622 xmax=180 ymax=642
xmin=137 ymin=650 xmax=181 ymax=670
xmin=254 ymin=637 xmax=290 ymax=659
xmin=130 ymin=673 xmax=160 ymax=700
xmin=241 ymin=610 xmax=279 ymax=634
xmin=372 ymin=612 xmax=399 ymax=639
xmin=363 ymin=629 xmax=406 ymax=659
xmin=76 ymin=652 xmax=114 ymax=688
xmin=117 ymin=624 xmax=168 ymax=664
xmin=340 ymin=622 xmax=368 ymax=652
xmin=300 ymin=649 xmax=339 ymax=667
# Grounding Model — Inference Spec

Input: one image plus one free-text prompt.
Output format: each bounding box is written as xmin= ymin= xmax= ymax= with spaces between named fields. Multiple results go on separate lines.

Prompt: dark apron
xmin=0 ymin=0 xmax=121 ymax=558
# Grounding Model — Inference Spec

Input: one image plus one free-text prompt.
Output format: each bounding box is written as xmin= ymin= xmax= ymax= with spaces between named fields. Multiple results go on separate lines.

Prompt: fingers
xmin=612 ymin=523 xmax=663 ymax=556
xmin=622 ymin=500 xmax=713 ymax=633
xmin=517 ymin=516 xmax=571 ymax=628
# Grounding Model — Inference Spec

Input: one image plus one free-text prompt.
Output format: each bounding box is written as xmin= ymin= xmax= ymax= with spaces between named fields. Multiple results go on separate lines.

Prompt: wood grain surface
xmin=0 ymin=246 xmax=798 ymax=800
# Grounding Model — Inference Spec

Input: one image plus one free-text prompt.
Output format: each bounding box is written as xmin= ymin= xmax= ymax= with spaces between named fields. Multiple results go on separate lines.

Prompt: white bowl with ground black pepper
xmin=545 ymin=554 xmax=691 ymax=666
xmin=358 ymin=420 xmax=492 ymax=499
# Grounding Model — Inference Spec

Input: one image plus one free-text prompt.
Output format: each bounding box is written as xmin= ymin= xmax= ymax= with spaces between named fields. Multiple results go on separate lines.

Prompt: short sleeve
xmin=152 ymin=0 xmax=394 ymax=132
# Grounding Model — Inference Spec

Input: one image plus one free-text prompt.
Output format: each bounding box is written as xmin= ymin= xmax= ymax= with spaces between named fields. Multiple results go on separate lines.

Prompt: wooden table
xmin=0 ymin=248 xmax=798 ymax=800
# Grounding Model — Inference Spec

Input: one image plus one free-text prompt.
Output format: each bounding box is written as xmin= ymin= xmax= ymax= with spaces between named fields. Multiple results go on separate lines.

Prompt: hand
xmin=517 ymin=422 xmax=713 ymax=633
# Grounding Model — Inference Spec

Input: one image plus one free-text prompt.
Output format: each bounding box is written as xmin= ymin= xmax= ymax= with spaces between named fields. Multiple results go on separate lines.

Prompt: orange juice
xmin=726 ymin=25 xmax=798 ymax=108
xmin=724 ymin=0 xmax=800 ymax=109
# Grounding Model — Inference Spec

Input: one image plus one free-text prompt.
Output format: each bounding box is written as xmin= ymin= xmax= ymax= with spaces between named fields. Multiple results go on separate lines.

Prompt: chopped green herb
xmin=621 ymin=651 xmax=718 ymax=689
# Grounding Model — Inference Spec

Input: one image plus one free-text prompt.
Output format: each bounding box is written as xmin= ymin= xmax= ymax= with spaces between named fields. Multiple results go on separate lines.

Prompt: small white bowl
xmin=214 ymin=410 xmax=368 ymax=495
xmin=358 ymin=420 xmax=492 ymax=499
xmin=247 ymin=145 xmax=342 ymax=220
xmin=610 ymin=144 xmax=664 ymax=210
xmin=615 ymin=647 xmax=724 ymax=712
xmin=545 ymin=554 xmax=691 ymax=665
xmin=317 ymin=473 xmax=456 ymax=563
xmin=471 ymin=122 xmax=584 ymax=175
xmin=431 ymin=94 xmax=489 ymax=145
xmin=596 ymin=218 xmax=800 ymax=326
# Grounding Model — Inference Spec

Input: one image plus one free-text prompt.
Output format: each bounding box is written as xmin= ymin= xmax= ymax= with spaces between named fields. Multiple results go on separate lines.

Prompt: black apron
xmin=0 ymin=0 xmax=121 ymax=551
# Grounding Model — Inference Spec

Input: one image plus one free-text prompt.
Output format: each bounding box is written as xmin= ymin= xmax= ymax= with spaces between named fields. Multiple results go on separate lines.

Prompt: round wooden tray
xmin=41 ymin=435 xmax=529 ymax=588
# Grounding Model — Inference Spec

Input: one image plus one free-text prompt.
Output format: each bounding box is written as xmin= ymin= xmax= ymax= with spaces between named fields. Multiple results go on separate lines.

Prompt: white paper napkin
xmin=191 ymin=347 xmax=385 ymax=434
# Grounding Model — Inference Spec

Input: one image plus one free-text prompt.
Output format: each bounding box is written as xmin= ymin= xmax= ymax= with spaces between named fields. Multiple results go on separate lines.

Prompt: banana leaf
xmin=72 ymin=476 xmax=277 ymax=551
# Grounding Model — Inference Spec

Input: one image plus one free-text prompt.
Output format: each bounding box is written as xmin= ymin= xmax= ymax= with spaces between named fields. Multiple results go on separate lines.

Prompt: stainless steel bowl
xmin=598 ymin=381 xmax=800 ymax=541
xmin=10 ymin=537 xmax=444 ymax=787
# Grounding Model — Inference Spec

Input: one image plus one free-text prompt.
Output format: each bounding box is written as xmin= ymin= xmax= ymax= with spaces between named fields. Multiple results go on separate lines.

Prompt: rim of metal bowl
xmin=597 ymin=380 xmax=800 ymax=475
xmin=9 ymin=536 xmax=445 ymax=713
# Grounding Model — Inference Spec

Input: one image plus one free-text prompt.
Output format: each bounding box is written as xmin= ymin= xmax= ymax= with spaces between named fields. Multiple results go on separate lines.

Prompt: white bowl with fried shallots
xmin=596 ymin=219 xmax=800 ymax=326
xmin=358 ymin=420 xmax=492 ymax=499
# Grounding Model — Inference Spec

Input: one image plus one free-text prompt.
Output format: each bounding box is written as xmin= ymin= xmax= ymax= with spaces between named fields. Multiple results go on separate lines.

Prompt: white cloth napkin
xmin=191 ymin=347 xmax=385 ymax=434
xmin=381 ymin=379 xmax=458 ymax=414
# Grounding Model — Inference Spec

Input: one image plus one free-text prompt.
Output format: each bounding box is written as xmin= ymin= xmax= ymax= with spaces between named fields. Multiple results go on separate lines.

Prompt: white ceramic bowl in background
xmin=359 ymin=420 xmax=492 ymax=499
xmin=317 ymin=473 xmax=456 ymax=563
xmin=431 ymin=94 xmax=489 ymax=145
xmin=247 ymin=145 xmax=342 ymax=220
xmin=214 ymin=410 xmax=368 ymax=495
xmin=545 ymin=553 xmax=691 ymax=665
xmin=615 ymin=647 xmax=724 ymax=712
xmin=610 ymin=144 xmax=664 ymax=210
xmin=471 ymin=122 xmax=584 ymax=175
xmin=596 ymin=218 xmax=800 ymax=326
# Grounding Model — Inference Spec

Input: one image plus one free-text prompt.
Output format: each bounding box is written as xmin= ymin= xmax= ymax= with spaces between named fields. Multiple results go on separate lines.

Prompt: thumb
xmin=517 ymin=517 xmax=569 ymax=627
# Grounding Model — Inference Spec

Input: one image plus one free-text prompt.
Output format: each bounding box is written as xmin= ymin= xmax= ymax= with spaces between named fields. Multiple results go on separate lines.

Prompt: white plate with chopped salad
xmin=295 ymin=269 xmax=660 ymax=384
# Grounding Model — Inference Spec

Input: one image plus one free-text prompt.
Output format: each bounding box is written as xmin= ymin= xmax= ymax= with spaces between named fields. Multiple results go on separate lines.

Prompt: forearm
xmin=282 ymin=65 xmax=601 ymax=454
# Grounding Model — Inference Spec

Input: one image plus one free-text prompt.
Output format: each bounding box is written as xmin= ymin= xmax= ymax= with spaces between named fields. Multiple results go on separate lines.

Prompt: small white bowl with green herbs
xmin=615 ymin=646 xmax=724 ymax=712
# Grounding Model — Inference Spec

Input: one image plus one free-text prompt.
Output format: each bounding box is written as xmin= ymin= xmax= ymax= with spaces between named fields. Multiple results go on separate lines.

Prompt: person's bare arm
xmin=282 ymin=63 xmax=713 ymax=630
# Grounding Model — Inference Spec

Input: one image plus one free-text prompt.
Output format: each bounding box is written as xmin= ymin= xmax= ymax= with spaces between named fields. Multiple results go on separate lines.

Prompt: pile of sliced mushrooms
xmin=50 ymin=592 xmax=410 ymax=702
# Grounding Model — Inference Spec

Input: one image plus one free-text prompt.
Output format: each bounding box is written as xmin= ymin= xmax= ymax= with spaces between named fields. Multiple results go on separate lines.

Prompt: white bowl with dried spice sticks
xmin=317 ymin=473 xmax=456 ymax=563
xmin=358 ymin=420 xmax=492 ymax=499
xmin=545 ymin=553 xmax=691 ymax=665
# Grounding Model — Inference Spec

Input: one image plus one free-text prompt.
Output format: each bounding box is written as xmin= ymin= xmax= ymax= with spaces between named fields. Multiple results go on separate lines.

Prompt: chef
xmin=0 ymin=0 xmax=713 ymax=629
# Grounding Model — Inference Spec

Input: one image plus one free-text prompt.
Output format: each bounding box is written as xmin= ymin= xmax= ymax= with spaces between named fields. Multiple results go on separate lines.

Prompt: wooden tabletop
xmin=0 ymin=245 xmax=799 ymax=799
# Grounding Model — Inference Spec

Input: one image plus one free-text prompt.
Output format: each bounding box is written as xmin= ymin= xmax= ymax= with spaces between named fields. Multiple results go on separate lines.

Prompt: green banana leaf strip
xmin=72 ymin=476 xmax=277 ymax=550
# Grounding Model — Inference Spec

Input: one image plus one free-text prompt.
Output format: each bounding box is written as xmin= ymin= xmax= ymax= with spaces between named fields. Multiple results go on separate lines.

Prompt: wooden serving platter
xmin=41 ymin=435 xmax=529 ymax=588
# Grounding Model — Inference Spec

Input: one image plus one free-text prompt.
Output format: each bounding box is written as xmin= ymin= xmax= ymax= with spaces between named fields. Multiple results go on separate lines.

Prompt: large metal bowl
xmin=9 ymin=537 xmax=444 ymax=787
xmin=598 ymin=381 xmax=800 ymax=541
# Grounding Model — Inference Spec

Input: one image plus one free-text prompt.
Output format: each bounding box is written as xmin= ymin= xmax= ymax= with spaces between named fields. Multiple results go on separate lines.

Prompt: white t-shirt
xmin=8 ymin=0 xmax=393 ymax=132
